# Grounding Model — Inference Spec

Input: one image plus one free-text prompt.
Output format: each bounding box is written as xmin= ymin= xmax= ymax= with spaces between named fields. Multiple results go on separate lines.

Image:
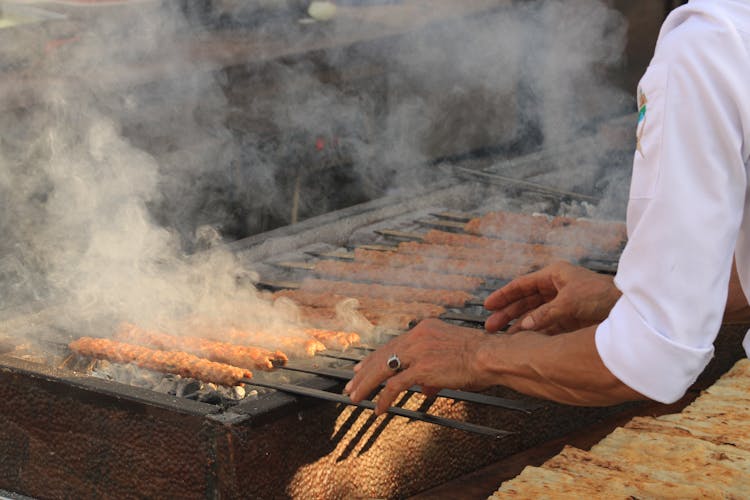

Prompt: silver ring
xmin=386 ymin=354 xmax=402 ymax=371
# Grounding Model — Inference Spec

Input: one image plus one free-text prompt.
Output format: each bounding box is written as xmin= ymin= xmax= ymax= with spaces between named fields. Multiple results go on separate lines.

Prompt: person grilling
xmin=345 ymin=0 xmax=750 ymax=413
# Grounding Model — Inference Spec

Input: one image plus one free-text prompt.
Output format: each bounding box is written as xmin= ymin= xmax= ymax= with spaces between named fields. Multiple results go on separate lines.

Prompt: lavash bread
xmin=490 ymin=359 xmax=750 ymax=499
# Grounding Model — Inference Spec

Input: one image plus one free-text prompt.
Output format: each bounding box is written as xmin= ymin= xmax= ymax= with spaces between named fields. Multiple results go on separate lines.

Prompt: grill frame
xmin=3 ymin=124 xmax=740 ymax=498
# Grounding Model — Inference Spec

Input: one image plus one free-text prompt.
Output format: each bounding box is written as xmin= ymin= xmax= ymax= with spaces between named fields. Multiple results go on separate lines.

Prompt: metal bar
xmin=374 ymin=229 xmax=424 ymax=241
xmin=316 ymin=351 xmax=365 ymax=362
xmin=351 ymin=345 xmax=376 ymax=352
xmin=354 ymin=244 xmax=398 ymax=252
xmin=306 ymin=250 xmax=355 ymax=260
xmin=440 ymin=311 xmax=489 ymax=324
xmin=256 ymin=280 xmax=301 ymax=291
xmin=307 ymin=251 xmax=512 ymax=284
xmin=375 ymin=228 xmax=618 ymax=274
xmin=431 ymin=212 xmax=473 ymax=222
xmin=257 ymin=280 xmax=485 ymax=310
xmin=279 ymin=363 xmax=539 ymax=413
xmin=272 ymin=258 xmax=494 ymax=294
xmin=273 ymin=261 xmax=316 ymax=271
xmin=242 ymin=378 xmax=514 ymax=438
xmin=453 ymin=166 xmax=601 ymax=203
xmin=416 ymin=219 xmax=466 ymax=231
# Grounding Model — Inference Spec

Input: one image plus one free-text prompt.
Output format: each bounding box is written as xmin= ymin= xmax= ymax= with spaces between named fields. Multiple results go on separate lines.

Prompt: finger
xmin=421 ymin=385 xmax=440 ymax=399
xmin=345 ymin=332 xmax=407 ymax=396
xmin=506 ymin=300 xmax=559 ymax=334
xmin=347 ymin=349 xmax=404 ymax=403
xmin=344 ymin=353 xmax=379 ymax=399
xmin=375 ymin=369 xmax=416 ymax=415
xmin=483 ymin=270 xmax=547 ymax=310
xmin=485 ymin=294 xmax=545 ymax=332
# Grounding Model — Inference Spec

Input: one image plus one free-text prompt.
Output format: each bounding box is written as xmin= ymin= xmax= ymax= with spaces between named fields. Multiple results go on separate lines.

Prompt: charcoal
xmin=199 ymin=390 xmax=223 ymax=405
xmin=177 ymin=380 xmax=202 ymax=398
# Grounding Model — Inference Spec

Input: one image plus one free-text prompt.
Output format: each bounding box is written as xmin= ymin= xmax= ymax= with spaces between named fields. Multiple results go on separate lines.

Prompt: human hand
xmin=484 ymin=261 xmax=621 ymax=334
xmin=343 ymin=319 xmax=489 ymax=415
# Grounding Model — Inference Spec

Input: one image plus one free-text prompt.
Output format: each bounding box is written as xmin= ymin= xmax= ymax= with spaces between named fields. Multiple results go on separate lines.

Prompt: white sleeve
xmin=595 ymin=26 xmax=748 ymax=404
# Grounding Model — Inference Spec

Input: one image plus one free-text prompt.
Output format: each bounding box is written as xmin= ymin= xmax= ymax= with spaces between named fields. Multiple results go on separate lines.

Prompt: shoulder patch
xmin=636 ymin=87 xmax=648 ymax=158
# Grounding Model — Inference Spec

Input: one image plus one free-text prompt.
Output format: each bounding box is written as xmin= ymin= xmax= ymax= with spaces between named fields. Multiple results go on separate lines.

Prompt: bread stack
xmin=490 ymin=359 xmax=750 ymax=498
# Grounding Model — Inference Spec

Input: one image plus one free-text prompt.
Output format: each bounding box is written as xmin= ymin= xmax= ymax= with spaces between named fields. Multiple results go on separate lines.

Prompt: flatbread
xmin=490 ymin=358 xmax=750 ymax=499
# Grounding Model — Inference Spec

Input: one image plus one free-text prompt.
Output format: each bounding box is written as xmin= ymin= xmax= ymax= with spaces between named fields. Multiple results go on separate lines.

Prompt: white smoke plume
xmin=0 ymin=0 xmax=631 ymax=338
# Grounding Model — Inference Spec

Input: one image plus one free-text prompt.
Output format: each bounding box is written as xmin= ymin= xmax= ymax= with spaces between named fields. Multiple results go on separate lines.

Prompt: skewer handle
xmin=273 ymin=261 xmax=316 ymax=271
xmin=279 ymin=363 xmax=540 ymax=413
xmin=243 ymin=378 xmax=515 ymax=438
xmin=374 ymin=229 xmax=424 ymax=241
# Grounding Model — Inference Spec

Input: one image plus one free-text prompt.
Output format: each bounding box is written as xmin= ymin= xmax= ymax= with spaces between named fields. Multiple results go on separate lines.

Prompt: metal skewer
xmin=242 ymin=378 xmax=515 ymax=438
xmin=316 ymin=351 xmax=365 ymax=362
xmin=278 ymin=362 xmax=539 ymax=413
xmin=374 ymin=229 xmax=620 ymax=271
xmin=256 ymin=280 xmax=301 ymax=291
xmin=375 ymin=229 xmax=423 ymax=241
xmin=416 ymin=219 xmax=466 ymax=231
xmin=271 ymin=261 xmax=491 ymax=293
xmin=452 ymin=165 xmax=601 ymax=203
xmin=354 ymin=244 xmax=398 ymax=252
xmin=256 ymin=279 xmax=480 ymax=308
xmin=430 ymin=211 xmax=474 ymax=222
xmin=305 ymin=250 xmax=355 ymax=260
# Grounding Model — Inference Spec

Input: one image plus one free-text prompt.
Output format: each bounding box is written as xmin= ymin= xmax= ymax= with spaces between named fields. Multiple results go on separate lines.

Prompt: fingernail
xmin=344 ymin=381 xmax=352 ymax=393
xmin=521 ymin=316 xmax=535 ymax=329
xmin=353 ymin=362 xmax=362 ymax=372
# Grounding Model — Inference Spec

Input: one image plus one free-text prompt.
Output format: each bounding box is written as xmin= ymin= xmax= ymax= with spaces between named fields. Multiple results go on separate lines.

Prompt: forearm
xmin=473 ymin=325 xmax=646 ymax=406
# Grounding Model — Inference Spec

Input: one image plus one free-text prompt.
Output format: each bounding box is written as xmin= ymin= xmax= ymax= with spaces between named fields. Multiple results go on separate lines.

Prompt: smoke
xmin=0 ymin=0 xmax=631 ymax=338
xmin=524 ymin=0 xmax=629 ymax=146
xmin=0 ymin=2 xmax=261 ymax=335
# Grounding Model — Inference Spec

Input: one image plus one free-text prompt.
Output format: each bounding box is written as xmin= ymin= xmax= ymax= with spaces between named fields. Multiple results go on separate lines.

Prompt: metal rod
xmin=279 ymin=363 xmax=539 ymax=413
xmin=416 ymin=219 xmax=466 ymax=231
xmin=375 ymin=229 xmax=619 ymax=274
xmin=242 ymin=378 xmax=514 ymax=438
xmin=440 ymin=311 xmax=489 ymax=324
xmin=270 ymin=258 xmax=493 ymax=293
xmin=302 ymin=252 xmax=511 ymax=291
xmin=316 ymin=351 xmax=365 ymax=362
xmin=257 ymin=280 xmax=489 ymax=308
xmin=306 ymin=250 xmax=354 ymax=261
xmin=353 ymin=244 xmax=398 ymax=252
xmin=453 ymin=165 xmax=601 ymax=203
xmin=374 ymin=229 xmax=424 ymax=241
xmin=351 ymin=345 xmax=376 ymax=352
xmin=274 ymin=261 xmax=316 ymax=271
xmin=256 ymin=280 xmax=301 ymax=291
xmin=431 ymin=212 xmax=473 ymax=222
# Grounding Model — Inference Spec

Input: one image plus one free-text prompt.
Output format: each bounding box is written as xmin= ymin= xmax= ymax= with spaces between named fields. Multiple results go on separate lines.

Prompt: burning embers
xmin=66 ymin=321 xmax=362 ymax=405
xmin=70 ymin=337 xmax=254 ymax=386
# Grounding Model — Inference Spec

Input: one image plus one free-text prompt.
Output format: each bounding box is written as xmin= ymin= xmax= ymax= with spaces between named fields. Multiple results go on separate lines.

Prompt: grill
xmin=0 ymin=121 xmax=746 ymax=499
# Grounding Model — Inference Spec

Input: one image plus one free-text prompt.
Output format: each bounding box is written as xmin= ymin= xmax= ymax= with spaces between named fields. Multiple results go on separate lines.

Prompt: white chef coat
xmin=595 ymin=0 xmax=750 ymax=403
